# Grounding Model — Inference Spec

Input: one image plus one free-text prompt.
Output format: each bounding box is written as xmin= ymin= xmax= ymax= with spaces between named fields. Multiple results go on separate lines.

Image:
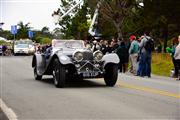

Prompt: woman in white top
xmin=174 ymin=35 xmax=180 ymax=80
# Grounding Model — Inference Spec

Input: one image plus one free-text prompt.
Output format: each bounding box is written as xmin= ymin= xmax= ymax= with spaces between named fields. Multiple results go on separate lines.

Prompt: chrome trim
xmin=77 ymin=61 xmax=102 ymax=72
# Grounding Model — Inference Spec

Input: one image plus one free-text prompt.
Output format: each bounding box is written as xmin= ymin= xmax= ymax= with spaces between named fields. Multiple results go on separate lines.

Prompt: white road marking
xmin=0 ymin=99 xmax=18 ymax=120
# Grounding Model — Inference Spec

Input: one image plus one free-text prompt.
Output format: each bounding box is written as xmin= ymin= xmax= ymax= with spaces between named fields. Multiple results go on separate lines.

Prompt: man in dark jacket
xmin=2 ymin=45 xmax=7 ymax=56
xmin=116 ymin=41 xmax=129 ymax=73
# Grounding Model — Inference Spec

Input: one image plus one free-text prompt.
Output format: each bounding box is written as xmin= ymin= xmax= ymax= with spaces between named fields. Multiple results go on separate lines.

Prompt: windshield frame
xmin=53 ymin=40 xmax=85 ymax=49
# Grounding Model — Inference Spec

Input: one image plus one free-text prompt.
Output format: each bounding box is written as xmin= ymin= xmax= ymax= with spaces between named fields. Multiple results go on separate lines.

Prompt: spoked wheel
xmin=34 ymin=66 xmax=42 ymax=80
xmin=104 ymin=64 xmax=118 ymax=87
xmin=53 ymin=59 xmax=66 ymax=88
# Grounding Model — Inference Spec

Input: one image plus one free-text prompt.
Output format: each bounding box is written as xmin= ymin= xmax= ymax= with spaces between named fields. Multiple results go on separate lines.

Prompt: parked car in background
xmin=14 ymin=39 xmax=35 ymax=55
xmin=32 ymin=39 xmax=120 ymax=88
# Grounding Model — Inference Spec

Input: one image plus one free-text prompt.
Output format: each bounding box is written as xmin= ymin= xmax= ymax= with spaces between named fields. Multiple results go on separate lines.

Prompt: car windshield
xmin=53 ymin=41 xmax=84 ymax=49
xmin=16 ymin=44 xmax=29 ymax=48
xmin=15 ymin=40 xmax=33 ymax=45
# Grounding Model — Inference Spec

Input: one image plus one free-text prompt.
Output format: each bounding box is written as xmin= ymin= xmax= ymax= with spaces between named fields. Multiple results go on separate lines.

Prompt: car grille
xmin=79 ymin=62 xmax=100 ymax=72
xmin=83 ymin=51 xmax=93 ymax=60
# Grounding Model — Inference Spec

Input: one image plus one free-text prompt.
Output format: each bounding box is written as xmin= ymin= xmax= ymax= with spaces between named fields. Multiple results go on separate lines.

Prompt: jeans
xmin=137 ymin=52 xmax=151 ymax=77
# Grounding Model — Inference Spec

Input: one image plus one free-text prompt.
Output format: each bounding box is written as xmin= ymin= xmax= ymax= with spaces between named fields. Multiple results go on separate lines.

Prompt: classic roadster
xmin=32 ymin=39 xmax=120 ymax=88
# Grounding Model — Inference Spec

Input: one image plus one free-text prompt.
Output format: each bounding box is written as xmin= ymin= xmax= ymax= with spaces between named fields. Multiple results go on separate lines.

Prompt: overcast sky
xmin=0 ymin=0 xmax=60 ymax=31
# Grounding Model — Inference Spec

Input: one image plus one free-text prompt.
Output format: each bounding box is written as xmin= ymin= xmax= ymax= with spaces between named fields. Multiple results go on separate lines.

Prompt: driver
xmin=45 ymin=44 xmax=52 ymax=59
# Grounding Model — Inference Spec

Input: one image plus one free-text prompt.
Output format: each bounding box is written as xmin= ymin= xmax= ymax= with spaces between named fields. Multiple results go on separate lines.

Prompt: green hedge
xmin=34 ymin=37 xmax=51 ymax=44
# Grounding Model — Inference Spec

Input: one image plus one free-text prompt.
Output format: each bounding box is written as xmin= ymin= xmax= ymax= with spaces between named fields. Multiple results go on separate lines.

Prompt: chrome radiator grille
xmin=83 ymin=51 xmax=93 ymax=60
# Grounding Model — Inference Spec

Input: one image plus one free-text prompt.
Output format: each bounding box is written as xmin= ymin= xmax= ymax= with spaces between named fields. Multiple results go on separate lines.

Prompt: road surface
xmin=0 ymin=56 xmax=180 ymax=120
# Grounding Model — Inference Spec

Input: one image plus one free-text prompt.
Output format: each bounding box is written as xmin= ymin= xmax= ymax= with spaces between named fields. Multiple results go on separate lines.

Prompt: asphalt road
xmin=0 ymin=56 xmax=180 ymax=120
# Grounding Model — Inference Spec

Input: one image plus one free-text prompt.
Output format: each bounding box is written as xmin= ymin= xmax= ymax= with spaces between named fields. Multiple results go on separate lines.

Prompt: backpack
xmin=144 ymin=37 xmax=154 ymax=52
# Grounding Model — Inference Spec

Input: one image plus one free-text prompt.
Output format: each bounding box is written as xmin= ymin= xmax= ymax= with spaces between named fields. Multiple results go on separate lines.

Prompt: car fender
xmin=55 ymin=52 xmax=73 ymax=65
xmin=32 ymin=53 xmax=46 ymax=75
xmin=32 ymin=53 xmax=46 ymax=69
xmin=102 ymin=53 xmax=120 ymax=67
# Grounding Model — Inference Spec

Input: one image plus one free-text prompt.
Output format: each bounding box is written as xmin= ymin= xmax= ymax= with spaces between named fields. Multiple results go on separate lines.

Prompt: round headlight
xmin=93 ymin=51 xmax=103 ymax=61
xmin=73 ymin=51 xmax=83 ymax=62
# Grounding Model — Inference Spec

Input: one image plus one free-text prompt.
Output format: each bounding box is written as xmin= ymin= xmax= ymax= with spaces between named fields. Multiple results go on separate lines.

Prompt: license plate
xmin=18 ymin=50 xmax=24 ymax=53
xmin=83 ymin=72 xmax=98 ymax=77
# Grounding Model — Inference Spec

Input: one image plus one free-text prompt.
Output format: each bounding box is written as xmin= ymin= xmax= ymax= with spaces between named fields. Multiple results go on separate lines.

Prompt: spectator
xmin=2 ymin=44 xmax=7 ymax=56
xmin=116 ymin=41 xmax=129 ymax=73
xmin=91 ymin=40 xmax=101 ymax=52
xmin=111 ymin=40 xmax=119 ymax=52
xmin=137 ymin=32 xmax=154 ymax=77
xmin=99 ymin=40 xmax=106 ymax=54
xmin=166 ymin=37 xmax=178 ymax=78
xmin=129 ymin=35 xmax=140 ymax=74
xmin=173 ymin=35 xmax=180 ymax=80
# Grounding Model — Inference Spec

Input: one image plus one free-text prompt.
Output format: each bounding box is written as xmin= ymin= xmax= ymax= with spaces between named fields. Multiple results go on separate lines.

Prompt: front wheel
xmin=52 ymin=59 xmax=66 ymax=88
xmin=104 ymin=64 xmax=118 ymax=87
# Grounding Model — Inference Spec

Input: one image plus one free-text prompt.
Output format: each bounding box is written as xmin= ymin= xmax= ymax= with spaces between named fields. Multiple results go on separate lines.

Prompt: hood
xmin=53 ymin=47 xmax=90 ymax=56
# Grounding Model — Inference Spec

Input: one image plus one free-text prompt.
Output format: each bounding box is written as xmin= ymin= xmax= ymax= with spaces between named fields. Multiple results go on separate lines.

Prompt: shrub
xmin=152 ymin=53 xmax=173 ymax=76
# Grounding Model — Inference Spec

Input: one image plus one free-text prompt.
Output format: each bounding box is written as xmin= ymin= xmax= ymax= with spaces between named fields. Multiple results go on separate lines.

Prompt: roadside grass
xmin=152 ymin=53 xmax=173 ymax=77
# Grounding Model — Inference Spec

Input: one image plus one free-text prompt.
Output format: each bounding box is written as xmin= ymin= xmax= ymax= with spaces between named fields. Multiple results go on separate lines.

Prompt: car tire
xmin=34 ymin=66 xmax=42 ymax=80
xmin=104 ymin=64 xmax=118 ymax=87
xmin=53 ymin=58 xmax=66 ymax=88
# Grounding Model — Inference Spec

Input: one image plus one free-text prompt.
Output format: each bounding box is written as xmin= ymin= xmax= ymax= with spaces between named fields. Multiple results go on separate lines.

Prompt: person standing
xmin=138 ymin=32 xmax=154 ymax=77
xmin=129 ymin=35 xmax=140 ymax=74
xmin=173 ymin=35 xmax=180 ymax=80
xmin=116 ymin=41 xmax=129 ymax=73
xmin=2 ymin=44 xmax=7 ymax=56
xmin=166 ymin=37 xmax=178 ymax=78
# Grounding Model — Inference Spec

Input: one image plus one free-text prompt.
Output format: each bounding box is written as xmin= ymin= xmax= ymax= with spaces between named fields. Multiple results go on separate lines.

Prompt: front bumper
xmin=14 ymin=50 xmax=29 ymax=54
xmin=75 ymin=60 xmax=104 ymax=78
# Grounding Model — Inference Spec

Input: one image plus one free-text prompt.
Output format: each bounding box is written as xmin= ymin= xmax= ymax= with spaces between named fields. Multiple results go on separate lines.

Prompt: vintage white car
xmin=14 ymin=40 xmax=35 ymax=55
xmin=32 ymin=39 xmax=120 ymax=88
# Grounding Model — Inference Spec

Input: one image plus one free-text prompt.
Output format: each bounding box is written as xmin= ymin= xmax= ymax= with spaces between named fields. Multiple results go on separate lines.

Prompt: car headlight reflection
xmin=94 ymin=51 xmax=103 ymax=61
xmin=73 ymin=51 xmax=83 ymax=62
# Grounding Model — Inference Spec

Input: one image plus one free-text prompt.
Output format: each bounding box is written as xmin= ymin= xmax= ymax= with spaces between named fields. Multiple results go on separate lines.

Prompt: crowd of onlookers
xmin=84 ymin=32 xmax=156 ymax=78
xmin=84 ymin=33 xmax=180 ymax=80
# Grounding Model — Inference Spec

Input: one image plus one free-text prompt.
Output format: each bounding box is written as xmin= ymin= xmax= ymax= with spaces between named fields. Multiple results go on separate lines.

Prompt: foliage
xmin=0 ymin=41 xmax=12 ymax=46
xmin=53 ymin=27 xmax=63 ymax=39
xmin=54 ymin=0 xmax=89 ymax=39
xmin=99 ymin=0 xmax=136 ymax=40
xmin=152 ymin=53 xmax=173 ymax=76
xmin=34 ymin=36 xmax=51 ymax=44
xmin=16 ymin=21 xmax=31 ymax=39
xmin=0 ymin=40 xmax=7 ymax=45
xmin=0 ymin=30 xmax=14 ymax=40
xmin=40 ymin=26 xmax=53 ymax=38
xmin=68 ymin=2 xmax=89 ymax=39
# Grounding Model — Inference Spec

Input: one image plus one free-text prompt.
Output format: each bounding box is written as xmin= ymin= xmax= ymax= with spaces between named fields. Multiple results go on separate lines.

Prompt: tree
xmin=88 ymin=0 xmax=136 ymax=40
xmin=53 ymin=0 xmax=89 ymax=39
xmin=41 ymin=26 xmax=50 ymax=34
xmin=52 ymin=0 xmax=81 ymax=38
xmin=67 ymin=2 xmax=89 ymax=39
xmin=137 ymin=0 xmax=180 ymax=52
xmin=53 ymin=27 xmax=63 ymax=39
xmin=0 ymin=30 xmax=13 ymax=40
xmin=16 ymin=21 xmax=31 ymax=39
